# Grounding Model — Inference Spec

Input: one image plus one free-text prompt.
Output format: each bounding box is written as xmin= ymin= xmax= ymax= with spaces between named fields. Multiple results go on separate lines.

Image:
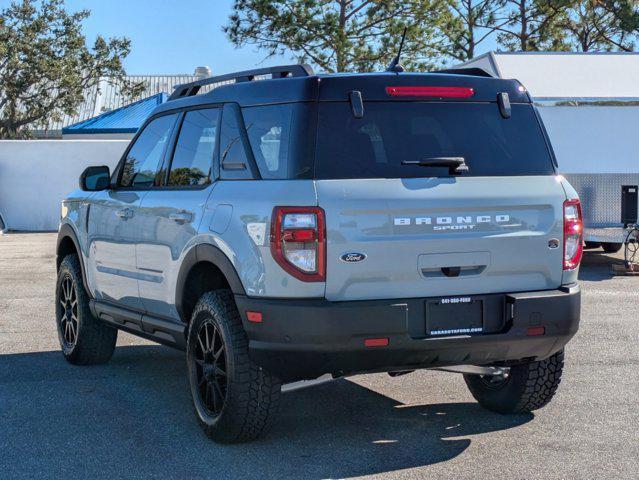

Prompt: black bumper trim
xmin=234 ymin=285 xmax=580 ymax=382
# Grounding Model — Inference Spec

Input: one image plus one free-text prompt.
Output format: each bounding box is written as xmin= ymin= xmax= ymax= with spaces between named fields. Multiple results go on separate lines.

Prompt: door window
xmin=119 ymin=113 xmax=178 ymax=187
xmin=167 ymin=108 xmax=219 ymax=186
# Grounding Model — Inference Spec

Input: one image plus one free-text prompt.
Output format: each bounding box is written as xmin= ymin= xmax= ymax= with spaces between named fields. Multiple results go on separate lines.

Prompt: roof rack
xmin=433 ymin=67 xmax=493 ymax=78
xmin=168 ymin=64 xmax=315 ymax=101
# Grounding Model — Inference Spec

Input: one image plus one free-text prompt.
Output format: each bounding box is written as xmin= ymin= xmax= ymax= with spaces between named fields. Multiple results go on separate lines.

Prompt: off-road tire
xmin=602 ymin=242 xmax=622 ymax=254
xmin=464 ymin=350 xmax=564 ymax=413
xmin=55 ymin=254 xmax=117 ymax=365
xmin=186 ymin=290 xmax=281 ymax=443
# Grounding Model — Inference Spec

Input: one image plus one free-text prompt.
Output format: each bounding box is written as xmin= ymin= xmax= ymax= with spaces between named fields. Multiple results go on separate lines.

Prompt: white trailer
xmin=458 ymin=52 xmax=639 ymax=252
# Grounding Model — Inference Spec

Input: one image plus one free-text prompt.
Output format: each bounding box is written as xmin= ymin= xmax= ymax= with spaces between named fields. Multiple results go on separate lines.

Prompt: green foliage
xmin=169 ymin=167 xmax=207 ymax=186
xmin=494 ymin=0 xmax=639 ymax=52
xmin=561 ymin=0 xmax=639 ymax=51
xmin=439 ymin=0 xmax=506 ymax=61
xmin=0 ymin=0 xmax=144 ymax=138
xmin=494 ymin=0 xmax=573 ymax=51
xmin=227 ymin=0 xmax=639 ymax=68
xmin=224 ymin=0 xmax=450 ymax=72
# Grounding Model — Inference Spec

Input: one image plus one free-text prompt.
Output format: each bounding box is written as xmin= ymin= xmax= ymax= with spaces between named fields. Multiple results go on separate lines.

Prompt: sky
xmin=3 ymin=0 xmax=292 ymax=75
xmin=1 ymin=0 xmax=496 ymax=75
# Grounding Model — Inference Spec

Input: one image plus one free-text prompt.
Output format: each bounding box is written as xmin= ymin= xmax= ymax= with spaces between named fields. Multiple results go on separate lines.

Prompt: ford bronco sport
xmin=56 ymin=64 xmax=581 ymax=443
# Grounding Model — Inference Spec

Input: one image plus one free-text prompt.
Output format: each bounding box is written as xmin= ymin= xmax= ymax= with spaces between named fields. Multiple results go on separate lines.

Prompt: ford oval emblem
xmin=340 ymin=252 xmax=367 ymax=263
xmin=548 ymin=238 xmax=560 ymax=249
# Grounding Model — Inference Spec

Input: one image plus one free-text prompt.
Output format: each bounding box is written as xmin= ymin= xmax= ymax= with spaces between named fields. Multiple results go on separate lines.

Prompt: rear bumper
xmin=234 ymin=285 xmax=580 ymax=382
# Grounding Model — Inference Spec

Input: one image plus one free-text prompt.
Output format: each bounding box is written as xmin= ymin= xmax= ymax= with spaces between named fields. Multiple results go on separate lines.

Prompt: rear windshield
xmin=314 ymin=102 xmax=554 ymax=179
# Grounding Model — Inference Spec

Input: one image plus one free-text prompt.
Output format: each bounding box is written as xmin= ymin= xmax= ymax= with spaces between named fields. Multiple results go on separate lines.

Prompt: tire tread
xmin=465 ymin=349 xmax=565 ymax=413
xmin=57 ymin=254 xmax=117 ymax=365
xmin=188 ymin=290 xmax=280 ymax=443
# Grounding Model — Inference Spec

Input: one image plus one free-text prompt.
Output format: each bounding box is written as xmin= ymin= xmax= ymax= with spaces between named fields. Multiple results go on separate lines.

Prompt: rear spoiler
xmin=434 ymin=67 xmax=494 ymax=78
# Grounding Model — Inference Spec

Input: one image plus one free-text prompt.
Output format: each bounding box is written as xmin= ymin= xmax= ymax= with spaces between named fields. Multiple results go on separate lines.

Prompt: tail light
xmin=270 ymin=207 xmax=326 ymax=282
xmin=386 ymin=86 xmax=474 ymax=98
xmin=563 ymin=199 xmax=583 ymax=270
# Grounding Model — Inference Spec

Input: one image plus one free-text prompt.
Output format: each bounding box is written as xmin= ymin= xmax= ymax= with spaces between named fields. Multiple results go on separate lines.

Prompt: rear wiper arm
xmin=402 ymin=157 xmax=469 ymax=174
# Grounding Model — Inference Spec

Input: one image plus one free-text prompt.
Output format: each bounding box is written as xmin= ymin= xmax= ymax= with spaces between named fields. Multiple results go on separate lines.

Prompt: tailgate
xmin=317 ymin=176 xmax=566 ymax=301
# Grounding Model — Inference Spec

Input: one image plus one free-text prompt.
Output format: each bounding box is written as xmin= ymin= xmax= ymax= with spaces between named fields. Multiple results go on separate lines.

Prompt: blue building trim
xmin=63 ymin=92 xmax=167 ymax=135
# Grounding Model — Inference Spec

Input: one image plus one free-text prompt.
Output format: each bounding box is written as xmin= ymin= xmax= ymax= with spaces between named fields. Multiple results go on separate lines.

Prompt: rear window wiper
xmin=402 ymin=157 xmax=469 ymax=174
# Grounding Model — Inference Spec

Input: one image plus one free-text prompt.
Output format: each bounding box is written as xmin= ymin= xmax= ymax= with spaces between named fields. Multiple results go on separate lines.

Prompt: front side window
xmin=119 ymin=114 xmax=178 ymax=187
xmin=167 ymin=108 xmax=219 ymax=186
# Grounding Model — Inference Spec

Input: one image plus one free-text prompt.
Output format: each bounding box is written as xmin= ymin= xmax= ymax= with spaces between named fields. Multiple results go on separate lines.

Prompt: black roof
xmin=152 ymin=64 xmax=530 ymax=116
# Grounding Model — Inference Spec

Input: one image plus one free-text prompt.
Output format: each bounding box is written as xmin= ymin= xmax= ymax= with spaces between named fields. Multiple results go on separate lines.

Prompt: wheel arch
xmin=57 ymin=224 xmax=90 ymax=294
xmin=176 ymin=243 xmax=246 ymax=323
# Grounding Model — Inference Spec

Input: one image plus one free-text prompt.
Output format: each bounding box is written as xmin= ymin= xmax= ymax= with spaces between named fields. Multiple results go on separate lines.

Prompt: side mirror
xmin=80 ymin=165 xmax=111 ymax=191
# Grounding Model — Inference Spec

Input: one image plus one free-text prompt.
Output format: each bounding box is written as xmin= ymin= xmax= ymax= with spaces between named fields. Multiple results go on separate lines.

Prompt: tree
xmin=580 ymin=0 xmax=639 ymax=51
xmin=0 ymin=0 xmax=144 ymax=138
xmin=494 ymin=0 xmax=572 ymax=51
xmin=224 ymin=0 xmax=449 ymax=73
xmin=559 ymin=0 xmax=635 ymax=51
xmin=438 ymin=0 xmax=508 ymax=61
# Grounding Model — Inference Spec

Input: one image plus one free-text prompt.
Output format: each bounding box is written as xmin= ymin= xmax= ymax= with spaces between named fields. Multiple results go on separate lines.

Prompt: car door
xmin=136 ymin=107 xmax=221 ymax=320
xmin=86 ymin=112 xmax=179 ymax=311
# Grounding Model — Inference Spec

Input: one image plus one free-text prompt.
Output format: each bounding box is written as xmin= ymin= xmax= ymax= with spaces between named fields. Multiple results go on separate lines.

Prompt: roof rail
xmin=433 ymin=67 xmax=493 ymax=78
xmin=168 ymin=64 xmax=315 ymax=101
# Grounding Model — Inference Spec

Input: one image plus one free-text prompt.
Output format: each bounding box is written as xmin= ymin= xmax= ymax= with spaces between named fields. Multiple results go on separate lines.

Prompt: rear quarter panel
xmin=202 ymin=180 xmax=323 ymax=298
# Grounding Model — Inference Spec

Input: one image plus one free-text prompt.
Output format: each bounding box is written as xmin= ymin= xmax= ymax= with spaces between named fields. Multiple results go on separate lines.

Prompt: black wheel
xmin=186 ymin=290 xmax=281 ymax=443
xmin=602 ymin=243 xmax=622 ymax=254
xmin=464 ymin=350 xmax=564 ymax=413
xmin=584 ymin=241 xmax=600 ymax=250
xmin=55 ymin=254 xmax=117 ymax=364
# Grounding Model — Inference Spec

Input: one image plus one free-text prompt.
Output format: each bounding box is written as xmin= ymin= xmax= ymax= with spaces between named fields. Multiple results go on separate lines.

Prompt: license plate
xmin=426 ymin=297 xmax=483 ymax=336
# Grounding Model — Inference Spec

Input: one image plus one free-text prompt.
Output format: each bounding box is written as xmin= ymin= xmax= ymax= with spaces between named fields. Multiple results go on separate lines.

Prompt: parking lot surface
xmin=1 ymin=233 xmax=637 ymax=479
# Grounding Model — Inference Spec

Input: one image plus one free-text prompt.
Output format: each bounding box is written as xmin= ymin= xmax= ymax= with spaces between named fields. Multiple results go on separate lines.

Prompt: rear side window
xmin=242 ymin=103 xmax=316 ymax=179
xmin=315 ymin=102 xmax=554 ymax=179
xmin=120 ymin=113 xmax=177 ymax=187
xmin=167 ymin=108 xmax=219 ymax=186
xmin=220 ymin=103 xmax=253 ymax=180
xmin=243 ymin=104 xmax=293 ymax=179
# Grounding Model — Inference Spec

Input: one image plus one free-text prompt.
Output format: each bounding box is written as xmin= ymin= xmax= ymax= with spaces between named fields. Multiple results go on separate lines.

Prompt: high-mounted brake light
xmin=271 ymin=207 xmax=326 ymax=282
xmin=563 ymin=199 xmax=583 ymax=270
xmin=386 ymin=86 xmax=474 ymax=98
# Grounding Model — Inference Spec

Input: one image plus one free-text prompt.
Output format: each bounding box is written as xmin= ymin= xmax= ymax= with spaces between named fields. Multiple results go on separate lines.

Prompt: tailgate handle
xmin=421 ymin=264 xmax=486 ymax=278
xmin=441 ymin=266 xmax=461 ymax=277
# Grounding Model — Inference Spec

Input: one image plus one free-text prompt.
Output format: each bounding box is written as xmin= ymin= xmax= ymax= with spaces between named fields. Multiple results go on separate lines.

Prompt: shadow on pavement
xmin=0 ymin=345 xmax=532 ymax=479
xmin=579 ymin=250 xmax=621 ymax=281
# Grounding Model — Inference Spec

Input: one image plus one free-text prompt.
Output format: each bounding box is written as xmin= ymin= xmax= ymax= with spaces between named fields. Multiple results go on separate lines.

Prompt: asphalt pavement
xmin=0 ymin=233 xmax=637 ymax=479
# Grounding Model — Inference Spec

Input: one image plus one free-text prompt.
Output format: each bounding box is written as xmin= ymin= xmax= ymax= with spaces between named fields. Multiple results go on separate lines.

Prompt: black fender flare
xmin=56 ymin=223 xmax=91 ymax=296
xmin=175 ymin=243 xmax=246 ymax=322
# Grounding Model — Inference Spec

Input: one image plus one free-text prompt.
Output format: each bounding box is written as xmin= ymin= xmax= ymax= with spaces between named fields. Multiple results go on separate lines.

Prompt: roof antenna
xmin=386 ymin=27 xmax=408 ymax=73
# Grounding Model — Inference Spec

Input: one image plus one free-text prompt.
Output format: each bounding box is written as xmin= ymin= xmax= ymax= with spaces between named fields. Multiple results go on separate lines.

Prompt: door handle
xmin=169 ymin=212 xmax=192 ymax=224
xmin=115 ymin=208 xmax=133 ymax=220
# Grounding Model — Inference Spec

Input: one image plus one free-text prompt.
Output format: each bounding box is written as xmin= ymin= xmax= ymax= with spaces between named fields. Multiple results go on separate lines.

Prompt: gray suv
xmin=56 ymin=64 xmax=582 ymax=443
